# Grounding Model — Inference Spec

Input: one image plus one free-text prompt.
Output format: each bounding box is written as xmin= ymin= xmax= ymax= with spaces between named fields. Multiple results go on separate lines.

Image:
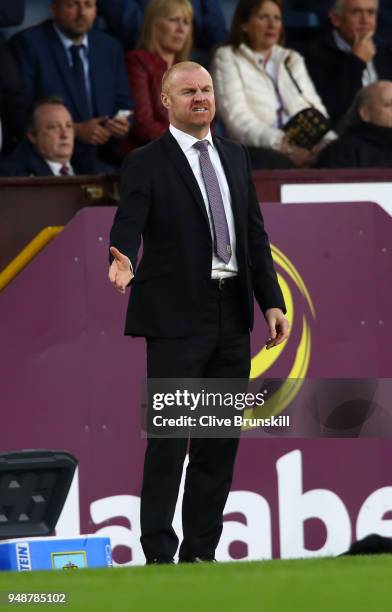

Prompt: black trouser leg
xmin=140 ymin=437 xmax=188 ymax=561
xmin=140 ymin=279 xmax=250 ymax=561
xmin=178 ymin=436 xmax=240 ymax=560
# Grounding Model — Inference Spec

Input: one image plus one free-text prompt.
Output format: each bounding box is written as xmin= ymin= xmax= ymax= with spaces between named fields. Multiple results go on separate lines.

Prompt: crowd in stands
xmin=211 ymin=0 xmax=334 ymax=169
xmin=316 ymin=80 xmax=392 ymax=167
xmin=1 ymin=0 xmax=392 ymax=177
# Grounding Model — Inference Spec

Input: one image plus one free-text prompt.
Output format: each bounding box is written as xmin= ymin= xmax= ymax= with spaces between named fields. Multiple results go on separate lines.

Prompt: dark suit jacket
xmin=110 ymin=130 xmax=285 ymax=338
xmin=9 ymin=20 xmax=132 ymax=122
xmin=317 ymin=121 xmax=392 ymax=169
xmin=0 ymin=140 xmax=98 ymax=176
xmin=305 ymin=29 xmax=392 ymax=127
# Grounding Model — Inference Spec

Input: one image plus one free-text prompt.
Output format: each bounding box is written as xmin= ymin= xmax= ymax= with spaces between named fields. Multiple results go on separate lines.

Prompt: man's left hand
xmin=264 ymin=308 xmax=290 ymax=350
xmin=105 ymin=117 xmax=130 ymax=139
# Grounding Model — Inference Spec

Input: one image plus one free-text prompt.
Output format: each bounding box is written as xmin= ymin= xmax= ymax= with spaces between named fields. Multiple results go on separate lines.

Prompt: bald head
xmin=357 ymin=80 xmax=392 ymax=127
xmin=162 ymin=61 xmax=210 ymax=94
xmin=161 ymin=62 xmax=215 ymax=138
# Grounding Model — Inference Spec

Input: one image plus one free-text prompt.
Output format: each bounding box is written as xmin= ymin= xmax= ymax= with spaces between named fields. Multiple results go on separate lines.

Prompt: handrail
xmin=0 ymin=226 xmax=63 ymax=291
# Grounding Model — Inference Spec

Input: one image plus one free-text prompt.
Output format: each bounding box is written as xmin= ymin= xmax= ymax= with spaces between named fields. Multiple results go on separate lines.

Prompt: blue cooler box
xmin=0 ymin=536 xmax=112 ymax=571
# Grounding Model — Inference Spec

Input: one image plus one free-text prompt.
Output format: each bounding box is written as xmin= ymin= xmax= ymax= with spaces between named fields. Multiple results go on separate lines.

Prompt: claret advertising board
xmin=1 ymin=203 xmax=391 ymax=564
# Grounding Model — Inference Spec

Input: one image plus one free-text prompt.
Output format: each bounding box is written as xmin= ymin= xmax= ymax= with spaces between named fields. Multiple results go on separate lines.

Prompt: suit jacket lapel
xmin=29 ymin=150 xmax=54 ymax=176
xmin=160 ymin=130 xmax=210 ymax=229
xmin=47 ymin=22 xmax=88 ymax=120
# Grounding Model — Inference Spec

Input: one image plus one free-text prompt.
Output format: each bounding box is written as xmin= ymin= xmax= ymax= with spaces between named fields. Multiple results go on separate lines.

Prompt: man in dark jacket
xmin=0 ymin=97 xmax=97 ymax=176
xmin=109 ymin=62 xmax=289 ymax=564
xmin=305 ymin=0 xmax=392 ymax=127
xmin=9 ymin=0 xmax=132 ymax=167
xmin=317 ymin=80 xmax=392 ymax=167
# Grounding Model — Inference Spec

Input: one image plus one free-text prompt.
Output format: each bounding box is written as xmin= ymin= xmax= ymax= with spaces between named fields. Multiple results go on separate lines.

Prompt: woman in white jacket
xmin=211 ymin=0 xmax=331 ymax=168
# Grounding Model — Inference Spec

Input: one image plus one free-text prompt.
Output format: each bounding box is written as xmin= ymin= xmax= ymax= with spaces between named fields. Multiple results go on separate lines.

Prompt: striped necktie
xmin=193 ymin=140 xmax=231 ymax=264
xmin=59 ymin=164 xmax=71 ymax=176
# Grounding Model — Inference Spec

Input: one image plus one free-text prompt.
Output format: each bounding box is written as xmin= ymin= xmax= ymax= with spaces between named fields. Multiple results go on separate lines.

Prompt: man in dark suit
xmin=9 ymin=0 xmax=132 ymax=166
xmin=305 ymin=0 xmax=392 ymax=127
xmin=109 ymin=62 xmax=289 ymax=564
xmin=0 ymin=96 xmax=96 ymax=176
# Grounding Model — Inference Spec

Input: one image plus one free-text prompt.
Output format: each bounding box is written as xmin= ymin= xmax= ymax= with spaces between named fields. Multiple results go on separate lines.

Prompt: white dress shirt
xmin=45 ymin=160 xmax=74 ymax=176
xmin=333 ymin=30 xmax=378 ymax=86
xmin=169 ymin=124 xmax=238 ymax=279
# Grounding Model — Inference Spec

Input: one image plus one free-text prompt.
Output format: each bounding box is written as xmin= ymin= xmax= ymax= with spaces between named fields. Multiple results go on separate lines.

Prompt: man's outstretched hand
xmin=264 ymin=308 xmax=290 ymax=350
xmin=108 ymin=246 xmax=133 ymax=294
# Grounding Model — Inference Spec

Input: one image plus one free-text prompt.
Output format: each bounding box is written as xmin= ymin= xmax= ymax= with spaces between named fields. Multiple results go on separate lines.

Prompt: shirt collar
xmin=239 ymin=42 xmax=279 ymax=62
xmin=53 ymin=23 xmax=89 ymax=52
xmin=333 ymin=29 xmax=352 ymax=54
xmin=169 ymin=124 xmax=214 ymax=154
xmin=45 ymin=159 xmax=73 ymax=176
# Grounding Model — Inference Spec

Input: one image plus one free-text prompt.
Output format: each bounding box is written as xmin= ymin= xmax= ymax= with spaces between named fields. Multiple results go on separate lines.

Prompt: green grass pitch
xmin=0 ymin=556 xmax=391 ymax=611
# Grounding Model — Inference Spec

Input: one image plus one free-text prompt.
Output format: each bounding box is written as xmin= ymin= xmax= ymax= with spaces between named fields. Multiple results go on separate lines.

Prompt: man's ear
xmin=161 ymin=92 xmax=170 ymax=110
xmin=27 ymin=130 xmax=37 ymax=145
xmin=358 ymin=105 xmax=370 ymax=122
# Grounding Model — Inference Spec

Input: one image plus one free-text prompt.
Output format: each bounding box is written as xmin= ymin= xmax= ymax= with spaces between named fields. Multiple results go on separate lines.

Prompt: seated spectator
xmin=126 ymin=0 xmax=193 ymax=147
xmin=305 ymin=0 xmax=392 ymax=128
xmin=97 ymin=0 xmax=227 ymax=51
xmin=317 ymin=80 xmax=392 ymax=168
xmin=211 ymin=0 xmax=332 ymax=169
xmin=9 ymin=0 xmax=132 ymax=169
xmin=0 ymin=97 xmax=98 ymax=176
xmin=0 ymin=36 xmax=27 ymax=155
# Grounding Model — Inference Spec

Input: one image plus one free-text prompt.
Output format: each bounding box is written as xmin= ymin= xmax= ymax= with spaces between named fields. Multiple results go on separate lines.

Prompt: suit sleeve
xmin=109 ymin=151 xmax=151 ymax=269
xmin=244 ymin=146 xmax=286 ymax=314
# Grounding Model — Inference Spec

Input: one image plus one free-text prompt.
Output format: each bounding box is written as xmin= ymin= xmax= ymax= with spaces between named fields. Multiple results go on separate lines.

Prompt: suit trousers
xmin=140 ymin=277 xmax=251 ymax=561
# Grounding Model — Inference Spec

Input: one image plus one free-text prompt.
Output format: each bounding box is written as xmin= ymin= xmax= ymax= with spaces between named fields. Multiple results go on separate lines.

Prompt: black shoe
xmin=179 ymin=557 xmax=217 ymax=563
xmin=146 ymin=557 xmax=175 ymax=565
